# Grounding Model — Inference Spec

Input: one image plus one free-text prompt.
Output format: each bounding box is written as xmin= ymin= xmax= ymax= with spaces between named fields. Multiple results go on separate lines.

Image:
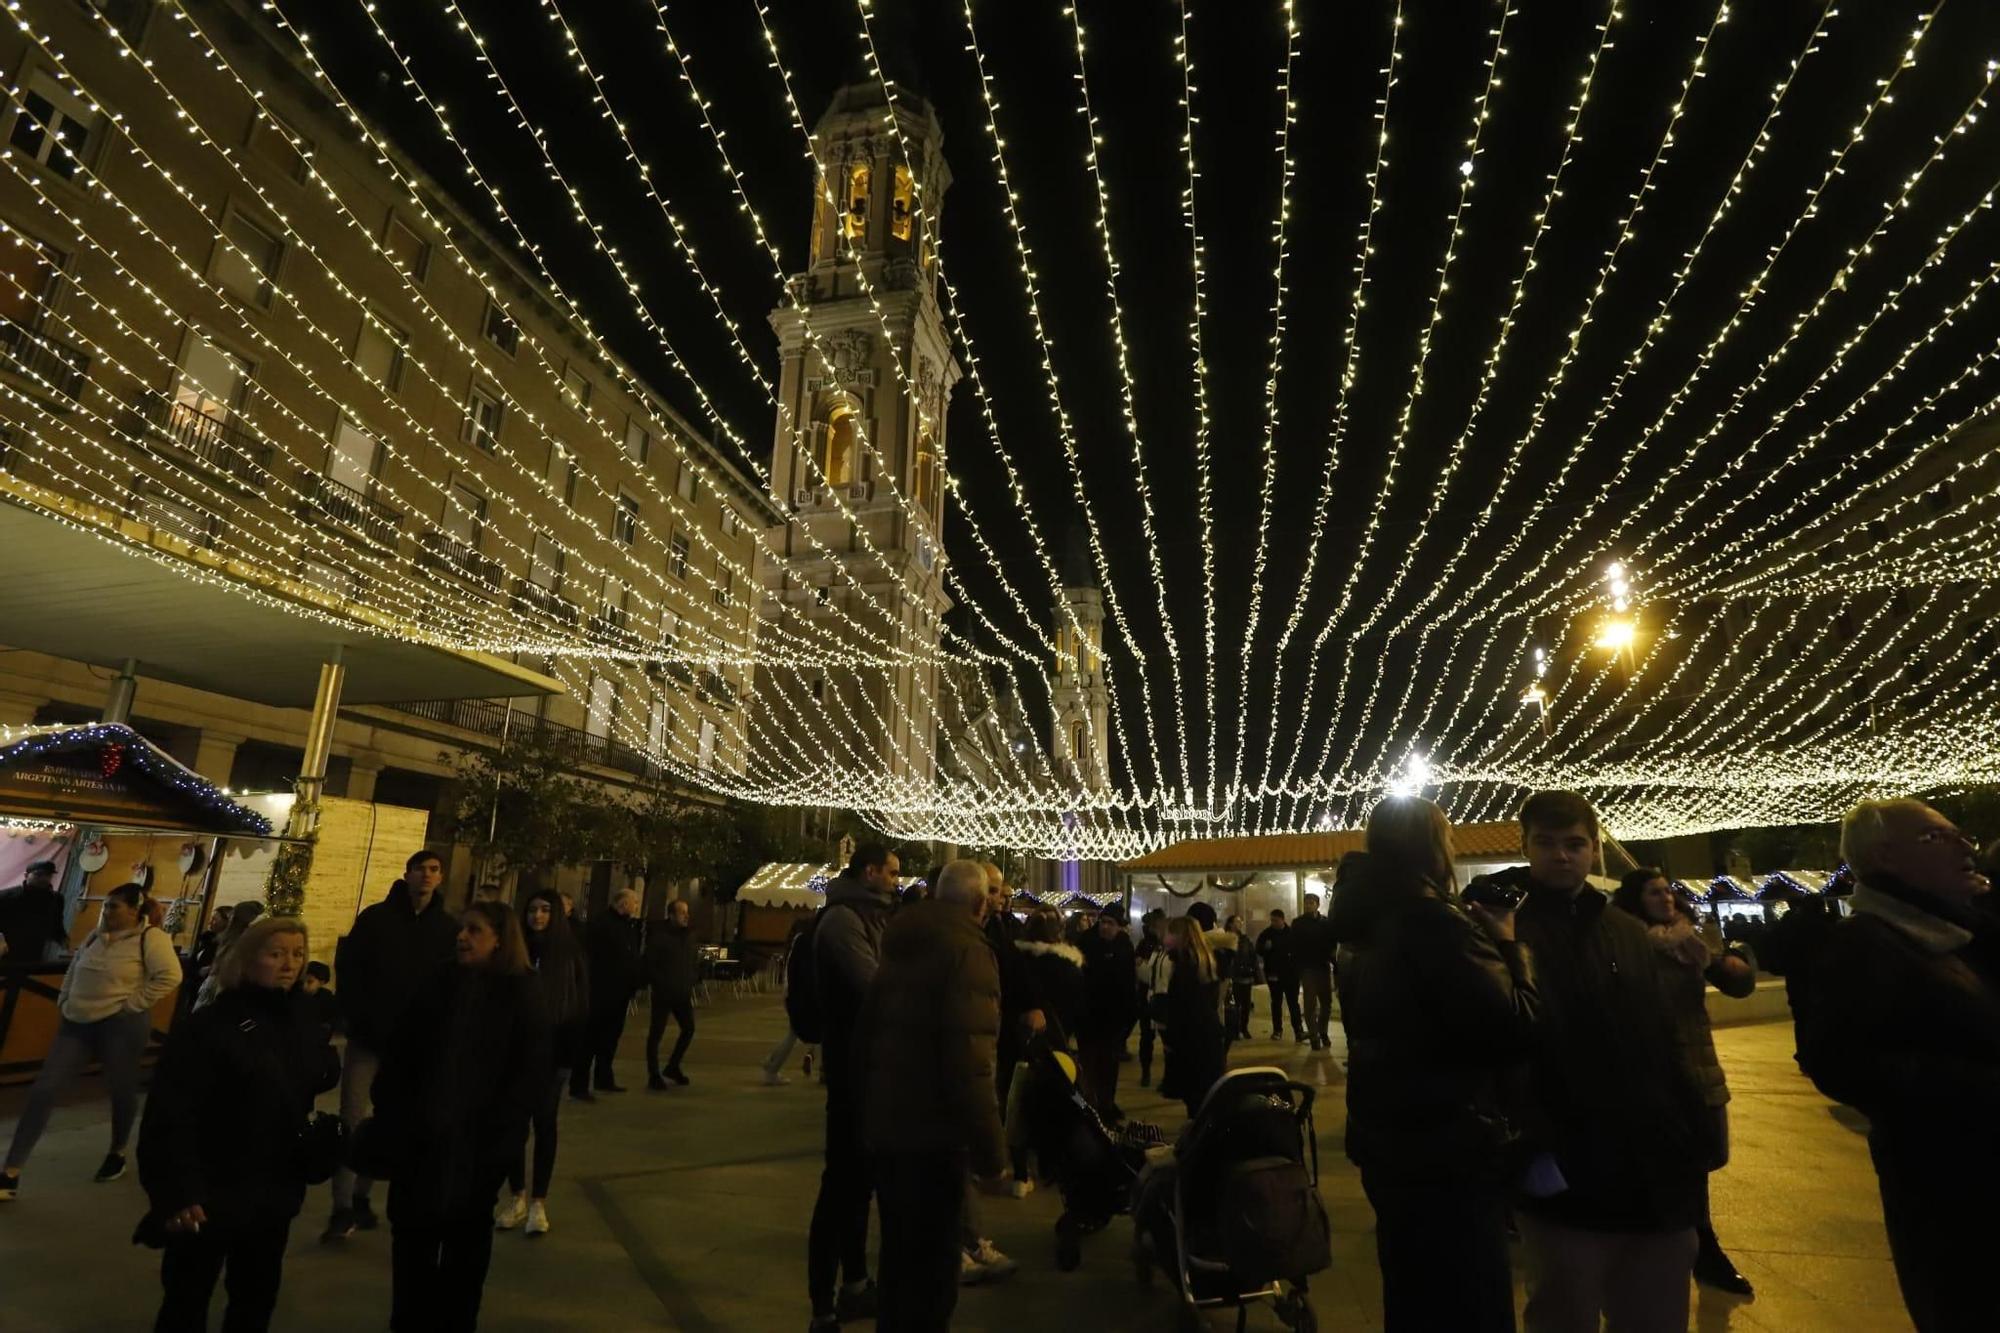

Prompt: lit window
xmin=561 ymin=364 xmax=591 ymax=412
xmin=8 ymin=73 xmax=95 ymax=181
xmin=326 ymin=418 xmax=380 ymax=495
xmin=624 ymin=418 xmax=649 ymax=464
xmin=891 ymin=165 xmax=915 ymax=242
xmin=843 ymin=162 xmax=871 ymax=243
xmin=676 ymin=463 xmax=698 ymax=504
xmin=250 ymin=114 xmax=308 ymax=183
xmin=353 ymin=316 xmax=404 ymax=391
xmin=585 ymin=674 xmax=616 ymax=739
xmin=463 ymin=385 xmax=503 ymax=453
xmin=612 ymin=492 xmax=639 ymax=546
xmin=820 ymin=405 xmax=857 ymax=488
xmin=913 ymin=432 xmax=939 ymax=512
xmin=481 ymin=300 xmax=518 ymax=355
xmin=212 ymin=211 xmax=282 ymax=309
xmin=669 ymin=531 xmax=690 ymax=579
xmin=441 ymin=480 xmax=485 ymax=545
xmin=172 ymin=333 xmax=249 ymax=427
xmin=384 ymin=215 xmax=429 ymax=282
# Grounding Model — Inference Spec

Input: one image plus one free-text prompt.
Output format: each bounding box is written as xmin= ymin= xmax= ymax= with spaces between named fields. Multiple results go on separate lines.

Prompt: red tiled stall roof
xmin=1120 ymin=822 xmax=1522 ymax=874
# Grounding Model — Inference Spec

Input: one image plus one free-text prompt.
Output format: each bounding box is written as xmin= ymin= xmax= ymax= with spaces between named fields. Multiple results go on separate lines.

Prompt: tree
xmin=1725 ymin=822 xmax=1842 ymax=874
xmin=446 ymin=727 xmax=624 ymax=888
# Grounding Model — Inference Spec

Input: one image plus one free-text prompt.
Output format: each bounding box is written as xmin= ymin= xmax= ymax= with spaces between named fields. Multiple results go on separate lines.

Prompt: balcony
xmin=509 ymin=577 xmax=580 ymax=631
xmin=380 ymin=697 xmax=650 ymax=775
xmin=589 ymin=604 xmax=631 ymax=641
xmin=417 ymin=529 xmax=503 ymax=591
xmin=121 ymin=389 xmax=272 ymax=488
xmin=299 ymin=473 xmax=402 ymax=550
xmin=0 ymin=320 xmax=89 ymax=407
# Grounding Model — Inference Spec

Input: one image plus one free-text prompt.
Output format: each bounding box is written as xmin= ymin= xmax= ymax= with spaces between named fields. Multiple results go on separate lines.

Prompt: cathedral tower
xmin=1050 ymin=529 xmax=1111 ymax=792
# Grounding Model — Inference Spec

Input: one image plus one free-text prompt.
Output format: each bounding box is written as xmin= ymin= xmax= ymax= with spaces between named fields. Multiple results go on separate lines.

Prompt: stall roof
xmin=0 ymin=483 xmax=561 ymax=708
xmin=737 ymin=861 xmax=834 ymax=908
xmin=1121 ymin=822 xmax=1524 ymax=874
xmin=0 ymin=723 xmax=273 ymax=834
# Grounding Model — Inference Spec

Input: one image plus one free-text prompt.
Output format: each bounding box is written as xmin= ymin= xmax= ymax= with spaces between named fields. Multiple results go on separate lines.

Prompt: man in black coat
xmin=1289 ymin=891 xmax=1338 ymax=1049
xmin=1074 ymin=906 xmax=1138 ymax=1117
xmin=0 ymin=860 xmax=67 ymax=966
xmin=324 ymin=849 xmax=456 ymax=1243
xmin=1796 ymin=798 xmax=2000 ymax=1333
xmin=578 ymin=888 xmax=644 ymax=1097
xmin=1256 ymin=908 xmax=1303 ymax=1040
xmin=644 ymin=898 xmax=700 ymax=1089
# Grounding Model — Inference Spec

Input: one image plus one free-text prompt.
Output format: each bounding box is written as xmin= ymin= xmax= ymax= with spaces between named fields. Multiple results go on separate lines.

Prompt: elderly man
xmin=1796 ymin=798 xmax=2000 ymax=1333
xmin=578 ymin=887 xmax=645 ymax=1097
xmin=858 ymin=859 xmax=1011 ymax=1330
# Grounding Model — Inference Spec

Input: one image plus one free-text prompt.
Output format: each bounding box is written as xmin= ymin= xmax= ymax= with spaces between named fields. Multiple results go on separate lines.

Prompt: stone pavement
xmin=0 ymin=992 xmax=1909 ymax=1331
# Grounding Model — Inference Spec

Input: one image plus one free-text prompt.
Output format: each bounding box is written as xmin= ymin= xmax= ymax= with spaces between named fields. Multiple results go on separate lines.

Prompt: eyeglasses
xmin=1915 ymin=827 xmax=1970 ymax=847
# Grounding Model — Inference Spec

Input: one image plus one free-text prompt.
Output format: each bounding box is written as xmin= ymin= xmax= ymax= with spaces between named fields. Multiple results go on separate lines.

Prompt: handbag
xmin=298 ymin=1111 xmax=347 ymax=1185
xmin=345 ymin=1115 xmax=397 ymax=1182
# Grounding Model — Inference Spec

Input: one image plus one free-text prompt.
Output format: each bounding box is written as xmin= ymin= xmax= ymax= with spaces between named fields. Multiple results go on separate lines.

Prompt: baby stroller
xmin=1132 ymin=1067 xmax=1327 ymax=1332
xmin=1017 ymin=1039 xmax=1168 ymax=1271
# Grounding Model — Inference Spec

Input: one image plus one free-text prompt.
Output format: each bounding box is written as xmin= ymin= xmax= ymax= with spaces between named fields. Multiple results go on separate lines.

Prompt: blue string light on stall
xmin=0 ymin=723 xmax=274 ymax=836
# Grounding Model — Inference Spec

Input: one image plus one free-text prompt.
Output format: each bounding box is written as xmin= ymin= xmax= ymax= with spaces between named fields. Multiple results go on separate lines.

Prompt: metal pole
xmin=292 ymin=648 xmax=345 ymax=837
xmin=101 ymin=657 xmax=139 ymax=726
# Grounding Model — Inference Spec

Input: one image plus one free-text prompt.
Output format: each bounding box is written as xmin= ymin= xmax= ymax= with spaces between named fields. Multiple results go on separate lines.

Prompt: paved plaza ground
xmin=0 ymin=992 xmax=1908 ymax=1331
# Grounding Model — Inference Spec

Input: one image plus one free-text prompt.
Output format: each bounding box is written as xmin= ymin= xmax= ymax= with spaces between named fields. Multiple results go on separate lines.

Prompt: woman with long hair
xmin=138 ymin=916 xmax=338 ymax=1331
xmin=1156 ymin=915 xmax=1226 ymax=1118
xmin=193 ymin=900 xmax=264 ymax=1010
xmin=496 ymin=889 xmax=587 ymax=1238
xmin=1332 ymin=797 xmax=1539 ymax=1332
xmin=1613 ymin=867 xmax=1757 ymax=1296
xmin=375 ymin=901 xmax=548 ymax=1331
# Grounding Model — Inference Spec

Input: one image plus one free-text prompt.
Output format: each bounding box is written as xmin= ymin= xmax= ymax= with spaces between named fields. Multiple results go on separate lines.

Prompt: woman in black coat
xmin=1332 ymin=797 xmax=1539 ymax=1333
xmin=497 ymin=890 xmax=588 ymax=1238
xmin=1156 ymin=915 xmax=1227 ymax=1118
xmin=374 ymin=902 xmax=549 ymax=1333
xmin=139 ymin=915 xmax=339 ymax=1332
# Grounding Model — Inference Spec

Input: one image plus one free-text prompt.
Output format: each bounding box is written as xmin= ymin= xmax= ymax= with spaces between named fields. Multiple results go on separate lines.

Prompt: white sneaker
xmin=1008 ymin=1178 xmax=1034 ymax=1199
xmin=968 ymin=1239 xmax=1018 ymax=1282
xmin=763 ymin=1069 xmax=789 ymax=1086
xmin=494 ymin=1191 xmax=527 ymax=1230
xmin=958 ymin=1249 xmax=984 ymax=1285
xmin=525 ymin=1199 xmax=550 ymax=1237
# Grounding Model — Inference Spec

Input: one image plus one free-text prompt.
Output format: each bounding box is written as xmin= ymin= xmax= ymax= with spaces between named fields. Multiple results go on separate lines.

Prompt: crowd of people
xmin=0 ymin=784 xmax=1994 ymax=1331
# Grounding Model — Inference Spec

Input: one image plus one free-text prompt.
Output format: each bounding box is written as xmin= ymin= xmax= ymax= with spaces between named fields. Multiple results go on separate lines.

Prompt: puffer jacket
xmin=335 ymin=880 xmax=458 ymax=1051
xmin=138 ymin=983 xmax=340 ymax=1227
xmin=1013 ymin=939 xmax=1085 ymax=1050
xmin=856 ymin=901 xmax=1005 ymax=1177
xmin=1077 ymin=928 xmax=1139 ymax=1040
xmin=1331 ymin=855 xmax=1539 ymax=1183
xmin=526 ymin=923 xmax=590 ymax=1070
xmin=1641 ymin=919 xmax=1754 ymax=1109
xmin=815 ymin=871 xmax=898 ymax=1082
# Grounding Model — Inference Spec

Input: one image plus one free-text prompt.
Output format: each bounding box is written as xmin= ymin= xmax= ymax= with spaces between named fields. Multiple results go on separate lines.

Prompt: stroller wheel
xmin=1054 ymin=1214 xmax=1083 ymax=1272
xmin=1276 ymin=1291 xmax=1317 ymax=1333
xmin=1175 ymin=1301 xmax=1205 ymax=1333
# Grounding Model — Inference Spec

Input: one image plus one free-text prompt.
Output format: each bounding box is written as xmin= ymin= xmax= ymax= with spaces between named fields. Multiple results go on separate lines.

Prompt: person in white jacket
xmin=0 ymin=882 xmax=180 ymax=1199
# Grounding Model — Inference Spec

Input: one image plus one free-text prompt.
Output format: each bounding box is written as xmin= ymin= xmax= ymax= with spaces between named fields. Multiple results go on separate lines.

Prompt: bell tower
xmin=1050 ymin=529 xmax=1111 ymax=792
xmin=756 ymin=84 xmax=961 ymax=783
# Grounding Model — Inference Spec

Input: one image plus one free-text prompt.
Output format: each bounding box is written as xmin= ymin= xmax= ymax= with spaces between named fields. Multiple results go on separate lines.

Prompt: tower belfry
xmin=755 ymin=83 xmax=961 ymax=782
xmin=1051 ymin=527 xmax=1112 ymax=792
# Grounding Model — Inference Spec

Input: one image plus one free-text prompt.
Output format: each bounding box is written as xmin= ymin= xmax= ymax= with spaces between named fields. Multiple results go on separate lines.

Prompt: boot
xmin=1693 ymin=1228 xmax=1754 ymax=1296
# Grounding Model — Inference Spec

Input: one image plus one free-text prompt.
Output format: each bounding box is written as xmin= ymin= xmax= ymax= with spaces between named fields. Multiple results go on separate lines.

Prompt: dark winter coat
xmin=334 ymin=880 xmax=458 ymax=1052
xmin=856 ymin=901 xmax=1005 ymax=1176
xmin=371 ymin=964 xmax=549 ymax=1224
xmin=1288 ymin=910 xmax=1337 ymax=972
xmin=1013 ymin=940 xmax=1086 ymax=1050
xmin=1076 ymin=928 xmax=1139 ymax=1040
xmin=526 ymin=924 xmax=590 ymax=1070
xmin=138 ymin=983 xmax=340 ymax=1228
xmin=1638 ymin=920 xmax=1755 ymax=1109
xmin=1331 ymin=858 xmax=1540 ymax=1184
xmin=0 ymin=882 xmax=67 ymax=965
xmin=1499 ymin=870 xmax=1707 ymax=1232
xmin=814 ymin=872 xmax=897 ymax=1082
xmin=1255 ymin=922 xmax=1297 ymax=980
xmin=644 ymin=920 xmax=701 ymax=998
xmin=585 ymin=911 xmax=646 ymax=1003
xmin=1159 ymin=952 xmax=1227 ymax=1106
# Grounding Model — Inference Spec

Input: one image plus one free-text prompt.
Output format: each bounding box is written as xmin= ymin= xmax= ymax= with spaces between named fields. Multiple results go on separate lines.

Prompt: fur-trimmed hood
xmin=1013 ymin=939 xmax=1085 ymax=968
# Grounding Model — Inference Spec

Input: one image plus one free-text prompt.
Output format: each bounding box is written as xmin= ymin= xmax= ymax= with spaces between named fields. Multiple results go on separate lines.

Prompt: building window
xmin=561 ymin=364 xmax=592 ymax=412
xmin=585 ymin=674 xmax=616 ymax=739
xmin=353 ymin=316 xmax=405 ymax=392
xmin=624 ymin=418 xmax=649 ymax=464
xmin=820 ymin=404 xmax=857 ymax=488
xmin=720 ymin=507 xmax=742 ymax=538
xmin=530 ymin=531 xmax=563 ymax=591
xmin=547 ymin=442 xmax=578 ymax=506
xmin=249 ymin=113 xmax=308 ymax=183
xmin=913 ymin=432 xmax=939 ymax=512
xmin=676 ymin=462 xmax=698 ymax=504
xmin=842 ymin=162 xmax=871 ymax=243
xmin=384 ymin=214 xmax=429 ymax=282
xmin=212 ymin=210 xmax=283 ymax=309
xmin=891 ymin=165 xmax=915 ymax=242
xmin=612 ymin=491 xmax=639 ymax=546
xmin=0 ymin=232 xmax=62 ymax=333
xmin=441 ymin=479 xmax=485 ymax=545
xmin=8 ymin=72 xmax=95 ymax=181
xmin=669 ymin=531 xmax=690 ymax=580
xmin=463 ymin=385 xmax=503 ymax=454
xmin=660 ymin=607 xmax=681 ymax=651
xmin=326 ymin=418 xmax=380 ymax=495
xmin=481 ymin=299 xmax=518 ymax=355
xmin=713 ymin=567 xmax=734 ymax=609
xmin=171 ymin=333 xmax=250 ymax=440
xmin=698 ymin=716 xmax=717 ymax=772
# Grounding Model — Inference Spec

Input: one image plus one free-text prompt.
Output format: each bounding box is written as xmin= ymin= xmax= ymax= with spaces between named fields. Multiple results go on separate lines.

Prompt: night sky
xmin=292 ymin=0 xmax=2000 ymax=807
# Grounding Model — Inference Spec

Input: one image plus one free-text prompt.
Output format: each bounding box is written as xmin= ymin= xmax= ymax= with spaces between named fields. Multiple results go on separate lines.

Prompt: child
xmin=300 ymin=960 xmax=342 ymax=1040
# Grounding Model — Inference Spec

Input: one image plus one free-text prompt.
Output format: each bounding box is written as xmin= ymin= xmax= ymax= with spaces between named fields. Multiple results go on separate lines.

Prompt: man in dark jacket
xmin=857 ymin=859 xmax=1010 ymax=1330
xmin=1290 ymin=892 xmax=1338 ymax=1049
xmin=1489 ymin=791 xmax=1705 ymax=1333
xmin=644 ymin=898 xmax=700 ymax=1089
xmin=1796 ymin=798 xmax=2000 ymax=1333
xmin=982 ymin=862 xmax=1041 ymax=1112
xmin=0 ymin=860 xmax=67 ymax=966
xmin=577 ymin=887 xmax=644 ymax=1097
xmin=1075 ymin=906 xmax=1138 ymax=1117
xmin=807 ymin=844 xmax=899 ymax=1332
xmin=1257 ymin=909 xmax=1303 ymax=1040
xmin=324 ymin=849 xmax=455 ymax=1243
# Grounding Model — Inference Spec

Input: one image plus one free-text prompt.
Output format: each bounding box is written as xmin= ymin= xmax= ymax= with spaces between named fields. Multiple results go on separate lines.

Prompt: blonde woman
xmin=1156 ymin=915 xmax=1226 ymax=1117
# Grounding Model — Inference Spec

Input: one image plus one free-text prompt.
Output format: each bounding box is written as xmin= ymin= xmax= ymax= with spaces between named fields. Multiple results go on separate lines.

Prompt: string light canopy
xmin=4 ymin=0 xmax=1998 ymax=858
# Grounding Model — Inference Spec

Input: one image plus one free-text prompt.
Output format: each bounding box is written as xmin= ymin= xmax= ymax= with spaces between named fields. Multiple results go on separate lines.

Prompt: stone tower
xmin=756 ymin=84 xmax=961 ymax=783
xmin=1050 ymin=528 xmax=1111 ymax=792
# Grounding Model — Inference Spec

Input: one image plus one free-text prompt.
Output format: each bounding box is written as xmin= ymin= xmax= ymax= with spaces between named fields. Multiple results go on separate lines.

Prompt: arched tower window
xmin=843 ymin=163 xmax=872 ymax=244
xmin=1071 ymin=720 xmax=1086 ymax=766
xmin=811 ymin=182 xmax=833 ymax=263
xmin=891 ymin=165 xmax=916 ymax=243
xmin=913 ymin=430 xmax=939 ymax=514
xmin=820 ymin=403 xmax=858 ymax=488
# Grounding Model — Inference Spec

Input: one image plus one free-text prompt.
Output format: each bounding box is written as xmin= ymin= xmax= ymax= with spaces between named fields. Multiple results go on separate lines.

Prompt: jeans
xmin=1363 ymin=1171 xmax=1515 ymax=1332
xmin=1076 ymin=1032 xmax=1122 ymax=1114
xmin=807 ymin=1081 xmax=873 ymax=1317
xmin=154 ymin=1220 xmax=291 ymax=1333
xmin=508 ymin=1068 xmax=568 ymax=1199
xmin=645 ymin=988 xmax=695 ymax=1079
xmin=761 ymin=1027 xmax=799 ymax=1079
xmin=875 ymin=1149 xmax=966 ymax=1332
xmin=1299 ymin=967 xmax=1333 ymax=1044
xmin=331 ymin=1040 xmax=380 ymax=1210
xmin=1138 ymin=1010 xmax=1156 ymax=1081
xmin=390 ymin=1177 xmax=505 ymax=1333
xmin=1519 ymin=1213 xmax=1695 ymax=1333
xmin=575 ymin=993 xmax=629 ymax=1091
xmin=1267 ymin=978 xmax=1302 ymax=1037
xmin=1230 ymin=981 xmax=1255 ymax=1039
xmin=5 ymin=1009 xmax=150 ymax=1170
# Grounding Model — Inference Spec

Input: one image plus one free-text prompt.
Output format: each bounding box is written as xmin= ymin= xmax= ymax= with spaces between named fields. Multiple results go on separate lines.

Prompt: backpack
xmin=783 ymin=901 xmax=853 ymax=1044
xmin=1219 ymin=1157 xmax=1331 ymax=1284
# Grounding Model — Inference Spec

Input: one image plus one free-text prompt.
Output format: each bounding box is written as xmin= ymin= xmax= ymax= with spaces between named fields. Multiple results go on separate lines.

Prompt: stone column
xmin=192 ymin=730 xmax=244 ymax=786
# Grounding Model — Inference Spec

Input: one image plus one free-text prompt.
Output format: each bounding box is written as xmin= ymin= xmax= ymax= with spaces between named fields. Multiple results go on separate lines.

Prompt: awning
xmin=1121 ymin=822 xmax=1525 ymax=874
xmin=0 ymin=722 xmax=272 ymax=834
xmin=736 ymin=861 xmax=834 ymax=908
xmin=0 ymin=481 xmax=561 ymax=708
